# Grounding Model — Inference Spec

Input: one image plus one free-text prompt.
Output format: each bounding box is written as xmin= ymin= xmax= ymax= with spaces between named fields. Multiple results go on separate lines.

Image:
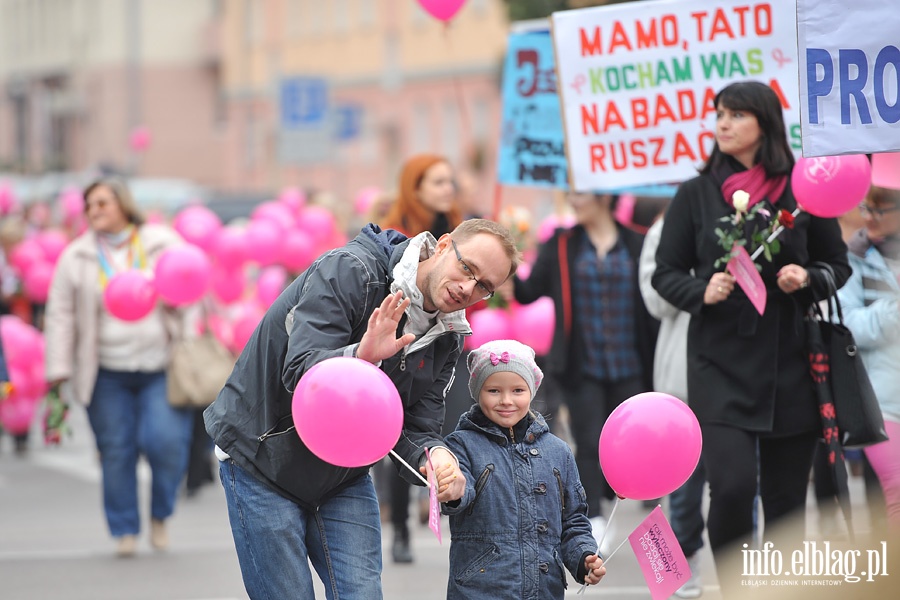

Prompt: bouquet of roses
xmin=714 ymin=190 xmax=797 ymax=270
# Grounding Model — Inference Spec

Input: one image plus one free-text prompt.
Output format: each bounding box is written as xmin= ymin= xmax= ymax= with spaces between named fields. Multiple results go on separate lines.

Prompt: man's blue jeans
xmin=87 ymin=368 xmax=192 ymax=537
xmin=220 ymin=459 xmax=383 ymax=600
xmin=669 ymin=458 xmax=706 ymax=558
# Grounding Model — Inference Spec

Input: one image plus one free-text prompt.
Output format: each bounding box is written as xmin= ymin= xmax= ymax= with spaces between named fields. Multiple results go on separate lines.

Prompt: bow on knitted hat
xmin=490 ymin=351 xmax=510 ymax=366
xmin=468 ymin=340 xmax=543 ymax=400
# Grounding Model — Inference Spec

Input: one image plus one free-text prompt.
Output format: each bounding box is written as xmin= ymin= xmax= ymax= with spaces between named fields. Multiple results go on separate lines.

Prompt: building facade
xmin=0 ymin=0 xmax=516 ymax=217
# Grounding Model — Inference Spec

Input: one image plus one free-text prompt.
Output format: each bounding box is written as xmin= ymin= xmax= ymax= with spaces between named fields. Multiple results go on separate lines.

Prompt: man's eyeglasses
xmin=450 ymin=239 xmax=494 ymax=300
xmin=859 ymin=203 xmax=900 ymax=221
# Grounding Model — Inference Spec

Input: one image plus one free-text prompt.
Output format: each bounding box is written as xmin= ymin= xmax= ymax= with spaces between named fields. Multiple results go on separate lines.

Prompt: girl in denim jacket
xmin=442 ymin=340 xmax=605 ymax=599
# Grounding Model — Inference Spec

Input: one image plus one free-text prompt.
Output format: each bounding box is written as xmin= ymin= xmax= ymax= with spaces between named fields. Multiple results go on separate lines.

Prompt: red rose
xmin=778 ymin=209 xmax=795 ymax=229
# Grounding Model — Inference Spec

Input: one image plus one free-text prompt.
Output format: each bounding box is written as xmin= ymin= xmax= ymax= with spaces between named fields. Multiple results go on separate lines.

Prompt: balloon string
xmin=389 ymin=449 xmax=429 ymax=486
xmin=577 ymin=497 xmax=626 ymax=595
xmin=750 ymin=208 xmax=802 ymax=261
xmin=594 ymin=495 xmax=621 ymax=554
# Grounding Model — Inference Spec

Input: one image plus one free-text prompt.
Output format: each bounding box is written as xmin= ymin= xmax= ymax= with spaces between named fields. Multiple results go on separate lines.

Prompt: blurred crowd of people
xmin=1 ymin=79 xmax=898 ymax=600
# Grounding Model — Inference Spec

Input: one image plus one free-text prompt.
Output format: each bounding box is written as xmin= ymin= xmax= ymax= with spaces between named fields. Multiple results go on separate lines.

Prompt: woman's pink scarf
xmin=721 ymin=163 xmax=787 ymax=210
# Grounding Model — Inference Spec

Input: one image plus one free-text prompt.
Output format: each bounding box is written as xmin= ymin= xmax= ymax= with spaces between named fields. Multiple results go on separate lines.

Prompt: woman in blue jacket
xmin=442 ymin=340 xmax=605 ymax=599
xmin=838 ymin=184 xmax=900 ymax=531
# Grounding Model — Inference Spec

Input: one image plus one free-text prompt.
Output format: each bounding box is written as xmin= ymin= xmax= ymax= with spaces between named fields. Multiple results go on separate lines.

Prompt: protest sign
xmin=551 ymin=0 xmax=801 ymax=190
xmin=797 ymin=0 xmax=900 ymax=156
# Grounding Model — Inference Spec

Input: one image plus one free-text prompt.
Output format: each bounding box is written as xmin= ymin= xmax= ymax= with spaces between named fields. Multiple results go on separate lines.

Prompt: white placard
xmin=797 ymin=0 xmax=900 ymax=157
xmin=552 ymin=0 xmax=801 ymax=190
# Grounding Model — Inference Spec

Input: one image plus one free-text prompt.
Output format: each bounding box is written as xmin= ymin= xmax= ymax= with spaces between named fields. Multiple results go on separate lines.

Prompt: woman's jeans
xmin=220 ymin=459 xmax=383 ymax=600
xmin=87 ymin=368 xmax=192 ymax=537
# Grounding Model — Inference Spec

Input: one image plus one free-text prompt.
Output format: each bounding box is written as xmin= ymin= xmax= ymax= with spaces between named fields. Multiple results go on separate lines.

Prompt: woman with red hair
xmin=378 ymin=154 xmax=461 ymax=564
xmin=381 ymin=154 xmax=461 ymax=238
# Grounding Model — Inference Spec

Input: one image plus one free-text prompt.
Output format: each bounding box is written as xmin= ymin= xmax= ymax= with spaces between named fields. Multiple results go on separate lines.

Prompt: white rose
xmin=732 ymin=190 xmax=750 ymax=213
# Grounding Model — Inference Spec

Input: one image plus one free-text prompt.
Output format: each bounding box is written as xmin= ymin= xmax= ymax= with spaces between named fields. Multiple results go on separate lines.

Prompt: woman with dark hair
xmin=651 ymin=81 xmax=850 ymax=595
xmin=44 ymin=178 xmax=194 ymax=557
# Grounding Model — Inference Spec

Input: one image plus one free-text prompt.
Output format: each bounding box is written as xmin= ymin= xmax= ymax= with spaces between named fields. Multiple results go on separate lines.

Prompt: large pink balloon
xmin=417 ymin=0 xmax=466 ymax=21
xmin=229 ymin=302 xmax=264 ymax=355
xmin=256 ymin=266 xmax=288 ymax=307
xmin=466 ymin=308 xmax=514 ymax=351
xmin=599 ymin=392 xmax=702 ymax=500
xmin=513 ymin=297 xmax=555 ymax=356
xmin=791 ymin=154 xmax=872 ymax=218
xmin=36 ymin=229 xmax=69 ymax=263
xmin=0 ymin=315 xmax=43 ymax=370
xmin=210 ymin=265 xmax=245 ymax=304
xmin=58 ymin=187 xmax=84 ymax=222
xmin=173 ymin=206 xmax=222 ymax=251
xmin=245 ymin=220 xmax=282 ymax=266
xmin=292 ymin=357 xmax=403 ymax=467
xmin=9 ymin=239 xmax=45 ymax=276
xmin=23 ymin=261 xmax=54 ymax=304
xmin=0 ymin=395 xmax=36 ymax=435
xmin=280 ymin=229 xmax=316 ymax=273
xmin=296 ymin=206 xmax=337 ymax=245
xmin=103 ymin=270 xmax=158 ymax=321
xmin=154 ymin=245 xmax=211 ymax=306
xmin=278 ymin=187 xmax=307 ymax=213
xmin=212 ymin=227 xmax=248 ymax=270
xmin=0 ymin=181 xmax=17 ymax=215
xmin=252 ymin=201 xmax=297 ymax=231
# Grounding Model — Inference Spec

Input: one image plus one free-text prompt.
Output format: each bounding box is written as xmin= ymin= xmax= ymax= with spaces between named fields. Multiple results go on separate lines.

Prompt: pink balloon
xmin=0 ymin=395 xmax=36 ymax=435
xmin=296 ymin=206 xmax=336 ymax=245
xmin=210 ymin=265 xmax=245 ymax=304
xmin=513 ymin=297 xmax=554 ymax=356
xmin=256 ymin=266 xmax=288 ymax=307
xmin=0 ymin=315 xmax=43 ymax=370
xmin=466 ymin=308 xmax=514 ymax=351
xmin=230 ymin=303 xmax=264 ymax=354
xmin=0 ymin=181 xmax=17 ymax=215
xmin=599 ymin=392 xmax=702 ymax=500
xmin=154 ymin=245 xmax=211 ymax=306
xmin=207 ymin=313 xmax=234 ymax=350
xmin=353 ymin=187 xmax=381 ymax=216
xmin=212 ymin=227 xmax=248 ymax=270
xmin=252 ymin=202 xmax=297 ymax=231
xmin=292 ymin=357 xmax=403 ymax=467
xmin=173 ymin=206 xmax=222 ymax=251
xmin=23 ymin=261 xmax=54 ymax=304
xmin=103 ymin=270 xmax=158 ymax=321
xmin=280 ymin=229 xmax=316 ymax=273
xmin=36 ymin=230 xmax=69 ymax=263
xmin=278 ymin=187 xmax=307 ymax=212
xmin=8 ymin=364 xmax=47 ymax=400
xmin=416 ymin=0 xmax=466 ymax=21
xmin=245 ymin=220 xmax=282 ymax=266
xmin=537 ymin=213 xmax=577 ymax=244
xmin=791 ymin=154 xmax=872 ymax=218
xmin=129 ymin=125 xmax=152 ymax=152
xmin=58 ymin=187 xmax=84 ymax=222
xmin=9 ymin=239 xmax=45 ymax=276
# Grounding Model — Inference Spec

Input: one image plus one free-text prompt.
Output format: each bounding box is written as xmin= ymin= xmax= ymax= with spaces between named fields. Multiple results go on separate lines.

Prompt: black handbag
xmin=809 ymin=263 xmax=888 ymax=449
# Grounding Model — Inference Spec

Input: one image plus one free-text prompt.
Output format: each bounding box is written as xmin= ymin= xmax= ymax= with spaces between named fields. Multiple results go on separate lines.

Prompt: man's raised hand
xmin=356 ymin=291 xmax=415 ymax=364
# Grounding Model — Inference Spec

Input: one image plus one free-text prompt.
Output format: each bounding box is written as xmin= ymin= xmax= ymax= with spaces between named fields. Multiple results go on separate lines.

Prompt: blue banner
xmin=497 ymin=31 xmax=568 ymax=189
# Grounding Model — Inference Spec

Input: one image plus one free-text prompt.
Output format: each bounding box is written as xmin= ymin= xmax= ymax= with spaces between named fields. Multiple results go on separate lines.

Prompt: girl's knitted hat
xmin=467 ymin=340 xmax=544 ymax=400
